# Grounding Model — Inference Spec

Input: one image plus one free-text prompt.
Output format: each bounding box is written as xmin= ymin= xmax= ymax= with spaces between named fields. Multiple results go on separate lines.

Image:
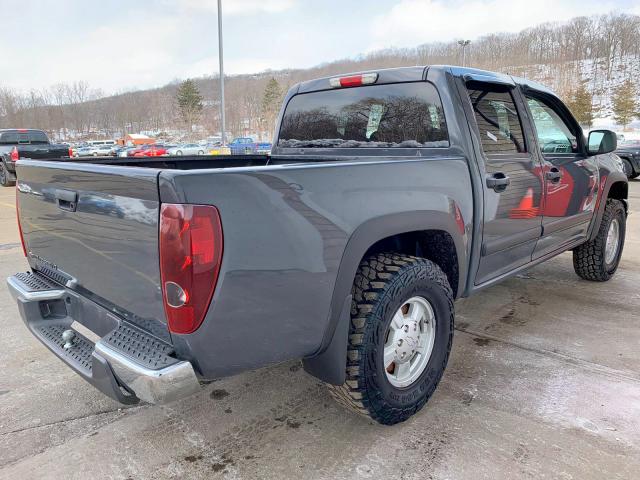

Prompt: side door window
xmin=526 ymin=97 xmax=578 ymax=154
xmin=468 ymin=87 xmax=527 ymax=155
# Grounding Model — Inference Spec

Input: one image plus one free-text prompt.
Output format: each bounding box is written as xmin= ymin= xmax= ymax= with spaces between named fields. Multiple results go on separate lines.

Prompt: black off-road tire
xmin=328 ymin=253 xmax=454 ymax=425
xmin=0 ymin=162 xmax=15 ymax=187
xmin=573 ymin=199 xmax=626 ymax=281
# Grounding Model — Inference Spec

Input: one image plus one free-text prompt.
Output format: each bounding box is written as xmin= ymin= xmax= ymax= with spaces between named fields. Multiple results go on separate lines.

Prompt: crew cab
xmin=7 ymin=66 xmax=627 ymax=425
xmin=0 ymin=129 xmax=70 ymax=186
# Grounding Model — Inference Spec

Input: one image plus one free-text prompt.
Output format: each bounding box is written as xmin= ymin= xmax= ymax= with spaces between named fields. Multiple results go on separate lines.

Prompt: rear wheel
xmin=328 ymin=253 xmax=454 ymax=425
xmin=198 ymin=150 xmax=204 ymax=155
xmin=0 ymin=162 xmax=15 ymax=187
xmin=573 ymin=199 xmax=625 ymax=281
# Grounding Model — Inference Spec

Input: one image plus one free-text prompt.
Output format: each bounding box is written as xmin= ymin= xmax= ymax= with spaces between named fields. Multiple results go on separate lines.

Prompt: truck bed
xmin=63 ymin=154 xmax=271 ymax=170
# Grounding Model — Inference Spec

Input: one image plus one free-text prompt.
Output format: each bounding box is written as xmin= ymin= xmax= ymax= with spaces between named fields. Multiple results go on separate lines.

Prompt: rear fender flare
xmin=589 ymin=171 xmax=628 ymax=241
xmin=303 ymin=210 xmax=466 ymax=385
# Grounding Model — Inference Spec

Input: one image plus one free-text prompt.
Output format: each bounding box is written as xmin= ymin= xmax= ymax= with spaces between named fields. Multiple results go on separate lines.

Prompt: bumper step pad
xmin=12 ymin=271 xmax=60 ymax=293
xmin=101 ymin=323 xmax=178 ymax=370
xmin=34 ymin=323 xmax=94 ymax=376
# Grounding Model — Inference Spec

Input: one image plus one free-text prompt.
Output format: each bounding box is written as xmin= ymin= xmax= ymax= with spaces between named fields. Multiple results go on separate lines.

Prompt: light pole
xmin=458 ymin=40 xmax=471 ymax=67
xmin=217 ymin=0 xmax=226 ymax=145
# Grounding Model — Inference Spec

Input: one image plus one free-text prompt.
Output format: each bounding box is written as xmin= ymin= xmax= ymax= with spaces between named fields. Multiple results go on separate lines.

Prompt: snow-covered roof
xmin=127 ymin=134 xmax=151 ymax=139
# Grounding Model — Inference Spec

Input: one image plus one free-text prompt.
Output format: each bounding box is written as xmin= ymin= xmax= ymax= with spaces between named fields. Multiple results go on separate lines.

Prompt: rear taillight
xmin=10 ymin=147 xmax=19 ymax=162
xmin=68 ymin=147 xmax=73 ymax=158
xmin=16 ymin=188 xmax=27 ymax=257
xmin=329 ymin=73 xmax=378 ymax=88
xmin=159 ymin=203 xmax=223 ymax=334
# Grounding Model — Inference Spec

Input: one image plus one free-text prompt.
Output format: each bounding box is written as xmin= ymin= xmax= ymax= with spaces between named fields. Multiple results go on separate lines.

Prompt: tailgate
xmin=18 ymin=145 xmax=69 ymax=160
xmin=16 ymin=160 xmax=168 ymax=340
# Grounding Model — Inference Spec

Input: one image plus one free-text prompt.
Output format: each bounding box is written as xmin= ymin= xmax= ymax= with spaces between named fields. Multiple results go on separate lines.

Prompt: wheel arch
xmin=589 ymin=172 xmax=628 ymax=241
xmin=303 ymin=210 xmax=467 ymax=384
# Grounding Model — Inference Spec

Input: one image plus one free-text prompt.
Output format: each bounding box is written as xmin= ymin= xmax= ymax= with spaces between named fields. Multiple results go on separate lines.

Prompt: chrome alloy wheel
xmin=605 ymin=218 xmax=620 ymax=265
xmin=384 ymin=296 xmax=436 ymax=388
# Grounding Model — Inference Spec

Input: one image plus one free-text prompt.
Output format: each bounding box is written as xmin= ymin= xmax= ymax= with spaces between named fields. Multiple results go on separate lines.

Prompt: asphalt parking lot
xmin=1 ymin=183 xmax=639 ymax=480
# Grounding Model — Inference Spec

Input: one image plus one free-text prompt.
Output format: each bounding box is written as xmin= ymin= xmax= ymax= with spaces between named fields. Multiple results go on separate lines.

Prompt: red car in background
xmin=131 ymin=144 xmax=168 ymax=157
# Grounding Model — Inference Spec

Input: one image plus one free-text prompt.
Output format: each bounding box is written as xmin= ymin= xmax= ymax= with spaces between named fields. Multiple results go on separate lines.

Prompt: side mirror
xmin=587 ymin=129 xmax=617 ymax=155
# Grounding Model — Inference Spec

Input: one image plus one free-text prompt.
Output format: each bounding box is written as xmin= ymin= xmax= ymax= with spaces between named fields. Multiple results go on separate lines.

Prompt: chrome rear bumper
xmin=7 ymin=272 xmax=201 ymax=405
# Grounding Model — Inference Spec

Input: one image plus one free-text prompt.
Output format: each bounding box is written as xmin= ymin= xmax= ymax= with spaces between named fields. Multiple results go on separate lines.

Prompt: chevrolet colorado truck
xmin=7 ymin=66 xmax=627 ymax=425
xmin=0 ymin=129 xmax=71 ymax=186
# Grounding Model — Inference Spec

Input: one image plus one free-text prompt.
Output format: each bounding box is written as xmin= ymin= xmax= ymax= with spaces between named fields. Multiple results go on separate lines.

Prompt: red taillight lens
xmin=159 ymin=203 xmax=223 ymax=334
xmin=10 ymin=147 xmax=19 ymax=162
xmin=68 ymin=147 xmax=73 ymax=158
xmin=338 ymin=75 xmax=364 ymax=87
xmin=16 ymin=188 xmax=27 ymax=257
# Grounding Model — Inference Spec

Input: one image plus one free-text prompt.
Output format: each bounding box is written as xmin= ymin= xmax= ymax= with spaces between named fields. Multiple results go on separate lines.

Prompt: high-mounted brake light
xmin=159 ymin=203 xmax=223 ymax=334
xmin=329 ymin=73 xmax=378 ymax=88
xmin=10 ymin=147 xmax=19 ymax=162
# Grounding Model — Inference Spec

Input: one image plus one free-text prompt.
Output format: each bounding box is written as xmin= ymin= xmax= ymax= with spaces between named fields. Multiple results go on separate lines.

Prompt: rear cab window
xmin=278 ymin=82 xmax=449 ymax=149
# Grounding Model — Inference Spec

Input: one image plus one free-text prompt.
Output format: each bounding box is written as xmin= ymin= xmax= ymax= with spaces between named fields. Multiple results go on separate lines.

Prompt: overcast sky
xmin=1 ymin=0 xmax=638 ymax=94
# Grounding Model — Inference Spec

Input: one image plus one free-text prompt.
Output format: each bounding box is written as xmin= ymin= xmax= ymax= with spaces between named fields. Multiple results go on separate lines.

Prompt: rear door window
xmin=278 ymin=82 xmax=449 ymax=148
xmin=467 ymin=84 xmax=527 ymax=155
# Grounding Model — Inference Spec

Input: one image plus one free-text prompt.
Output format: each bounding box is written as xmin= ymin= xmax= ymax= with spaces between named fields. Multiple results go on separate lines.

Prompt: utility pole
xmin=458 ymin=40 xmax=471 ymax=67
xmin=217 ymin=0 xmax=226 ymax=145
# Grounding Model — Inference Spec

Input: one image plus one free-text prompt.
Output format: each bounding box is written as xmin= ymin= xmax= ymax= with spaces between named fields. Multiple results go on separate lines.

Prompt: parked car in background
xmin=8 ymin=66 xmax=627 ymax=426
xmin=75 ymin=145 xmax=113 ymax=157
xmin=117 ymin=147 xmax=138 ymax=157
xmin=0 ymin=129 xmax=70 ymax=186
xmin=616 ymin=140 xmax=640 ymax=179
xmin=132 ymin=144 xmax=168 ymax=157
xmin=256 ymin=142 xmax=272 ymax=154
xmin=108 ymin=145 xmax=125 ymax=156
xmin=229 ymin=137 xmax=257 ymax=154
xmin=208 ymin=143 xmax=231 ymax=155
xmin=167 ymin=143 xmax=206 ymax=156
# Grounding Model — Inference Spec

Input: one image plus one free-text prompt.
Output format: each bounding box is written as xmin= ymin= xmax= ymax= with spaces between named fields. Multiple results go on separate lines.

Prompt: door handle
xmin=486 ymin=172 xmax=510 ymax=192
xmin=55 ymin=189 xmax=78 ymax=212
xmin=546 ymin=167 xmax=562 ymax=183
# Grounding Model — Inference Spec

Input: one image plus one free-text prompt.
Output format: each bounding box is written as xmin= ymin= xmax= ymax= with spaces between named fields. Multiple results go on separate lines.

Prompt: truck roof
xmin=294 ymin=65 xmax=558 ymax=97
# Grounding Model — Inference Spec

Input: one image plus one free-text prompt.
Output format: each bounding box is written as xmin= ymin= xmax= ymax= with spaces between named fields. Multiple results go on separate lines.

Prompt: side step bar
xmin=7 ymin=272 xmax=201 ymax=405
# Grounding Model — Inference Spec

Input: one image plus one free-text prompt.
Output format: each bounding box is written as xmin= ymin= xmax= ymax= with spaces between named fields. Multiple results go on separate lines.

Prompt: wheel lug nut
xmin=397 ymin=339 xmax=403 ymax=346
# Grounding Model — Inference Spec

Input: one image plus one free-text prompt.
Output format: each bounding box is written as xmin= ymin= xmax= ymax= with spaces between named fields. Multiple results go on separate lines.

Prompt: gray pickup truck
xmin=0 ymin=129 xmax=70 ymax=186
xmin=7 ymin=66 xmax=627 ymax=425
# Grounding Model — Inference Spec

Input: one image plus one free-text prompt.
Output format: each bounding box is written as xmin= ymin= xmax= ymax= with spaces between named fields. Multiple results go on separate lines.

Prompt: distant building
xmin=119 ymin=134 xmax=155 ymax=146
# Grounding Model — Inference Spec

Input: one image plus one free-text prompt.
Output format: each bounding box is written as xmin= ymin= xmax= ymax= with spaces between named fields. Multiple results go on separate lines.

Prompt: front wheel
xmin=573 ymin=199 xmax=626 ymax=281
xmin=328 ymin=253 xmax=454 ymax=425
